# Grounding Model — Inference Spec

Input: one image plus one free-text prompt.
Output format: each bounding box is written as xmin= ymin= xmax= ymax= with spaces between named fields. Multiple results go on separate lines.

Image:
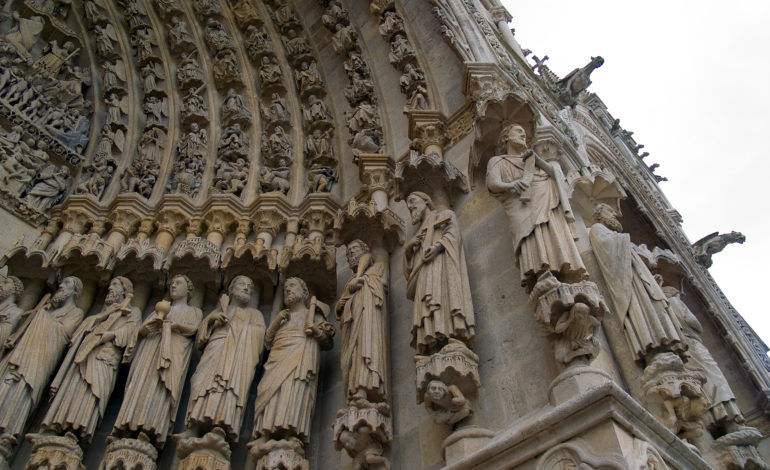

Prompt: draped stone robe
xmin=253 ymin=309 xmax=321 ymax=444
xmin=335 ymin=257 xmax=387 ymax=402
xmin=0 ymin=300 xmax=22 ymax=361
xmin=589 ymin=223 xmax=685 ymax=361
xmin=113 ymin=304 xmax=202 ymax=447
xmin=404 ymin=208 xmax=475 ymax=355
xmin=42 ymin=302 xmax=141 ymax=442
xmin=0 ymin=303 xmax=83 ymax=438
xmin=187 ymin=303 xmax=265 ymax=442
xmin=487 ymin=154 xmax=586 ymax=288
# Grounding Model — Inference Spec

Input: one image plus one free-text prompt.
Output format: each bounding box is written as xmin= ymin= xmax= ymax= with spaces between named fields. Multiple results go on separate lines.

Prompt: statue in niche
xmin=167 ymin=155 xmax=204 ymax=197
xmin=183 ymin=276 xmax=266 ymax=442
xmin=423 ymin=380 xmax=471 ymax=425
xmin=178 ymin=123 xmax=207 ymax=160
xmin=322 ymin=1 xmax=347 ymax=29
xmin=205 ymin=19 xmax=235 ymax=53
xmin=308 ymin=165 xmax=336 ymax=193
xmin=102 ymin=60 xmax=127 ymax=93
xmin=93 ymin=23 xmax=117 ymax=58
xmin=75 ymin=152 xmax=118 ymax=198
xmin=143 ymin=95 xmax=167 ymax=128
xmin=387 ymin=34 xmax=414 ymax=66
xmin=263 ymin=125 xmax=292 ymax=161
xmin=259 ymin=56 xmax=282 ymax=87
xmin=379 ymin=10 xmax=404 ymax=38
xmin=400 ymin=63 xmax=424 ymax=94
xmin=105 ymin=93 xmax=128 ymax=129
xmin=252 ymin=277 xmax=334 ymax=444
xmin=112 ymin=275 xmax=202 ymax=447
xmin=0 ymin=275 xmax=24 ymax=360
xmin=138 ymin=127 xmax=166 ymax=162
xmin=305 ymin=129 xmax=334 ymax=165
xmin=168 ymin=16 xmax=194 ymax=54
xmin=121 ymin=157 xmax=159 ymax=198
xmin=283 ymin=29 xmax=310 ymax=58
xmin=231 ymin=0 xmax=261 ymax=27
xmin=194 ymin=0 xmax=221 ymax=17
xmin=303 ymin=95 xmax=331 ymax=126
xmin=261 ymin=93 xmax=291 ymax=124
xmin=404 ymin=192 xmax=475 ymax=355
xmin=346 ymin=100 xmax=378 ymax=133
xmin=663 ymin=283 xmax=751 ymax=434
xmin=332 ymin=24 xmax=357 ymax=55
xmin=296 ymin=61 xmax=323 ymax=94
xmin=486 ymin=123 xmax=586 ymax=289
xmin=214 ymin=49 xmax=243 ymax=83
xmin=40 ymin=277 xmax=141 ymax=442
xmin=24 ymin=165 xmax=70 ymax=211
xmin=588 ymin=203 xmax=684 ymax=363
xmin=273 ymin=4 xmax=298 ymax=30
xmin=213 ymin=158 xmax=248 ymax=196
xmin=181 ymin=85 xmax=207 ymax=119
xmin=0 ymin=277 xmax=84 ymax=446
xmin=218 ymin=123 xmax=249 ymax=160
xmin=84 ymin=0 xmax=103 ymax=24
xmin=178 ymin=54 xmax=204 ymax=85
xmin=335 ymin=240 xmax=387 ymax=404
xmin=140 ymin=62 xmax=164 ymax=95
xmin=245 ymin=26 xmax=272 ymax=60
xmin=222 ymin=88 xmax=251 ymax=124
xmin=125 ymin=0 xmax=148 ymax=30
xmin=259 ymin=162 xmax=291 ymax=195
xmin=132 ymin=27 xmax=155 ymax=65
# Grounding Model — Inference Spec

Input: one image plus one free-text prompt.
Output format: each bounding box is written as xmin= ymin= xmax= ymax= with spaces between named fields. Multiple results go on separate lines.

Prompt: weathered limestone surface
xmin=0 ymin=1 xmax=767 ymax=469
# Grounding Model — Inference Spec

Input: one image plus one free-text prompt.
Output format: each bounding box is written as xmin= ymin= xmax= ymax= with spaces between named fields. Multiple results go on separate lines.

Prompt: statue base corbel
xmin=333 ymin=403 xmax=393 ymax=470
xmin=529 ymin=272 xmax=608 ymax=369
xmin=415 ymin=339 xmax=480 ymax=426
xmin=441 ymin=425 xmax=496 ymax=466
xmin=100 ymin=434 xmax=158 ymax=470
xmin=25 ymin=433 xmax=84 ymax=470
xmin=714 ymin=428 xmax=769 ymax=470
xmin=174 ymin=428 xmax=231 ymax=470
xmin=0 ymin=433 xmax=15 ymax=470
xmin=248 ymin=437 xmax=308 ymax=470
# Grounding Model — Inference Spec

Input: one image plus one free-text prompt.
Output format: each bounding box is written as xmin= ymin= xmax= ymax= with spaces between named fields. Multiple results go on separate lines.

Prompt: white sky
xmin=500 ymin=1 xmax=770 ymax=345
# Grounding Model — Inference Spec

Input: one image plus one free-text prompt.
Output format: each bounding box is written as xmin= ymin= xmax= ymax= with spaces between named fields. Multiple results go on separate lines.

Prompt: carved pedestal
xmin=25 ymin=433 xmax=84 ymax=470
xmin=333 ymin=404 xmax=393 ymax=470
xmin=248 ymin=438 xmax=308 ymax=470
xmin=101 ymin=436 xmax=158 ymax=470
xmin=642 ymin=352 xmax=709 ymax=443
xmin=714 ymin=429 xmax=769 ymax=470
xmin=415 ymin=339 xmax=480 ymax=426
xmin=530 ymin=272 xmax=607 ymax=368
xmin=175 ymin=428 xmax=231 ymax=470
xmin=0 ymin=434 xmax=14 ymax=470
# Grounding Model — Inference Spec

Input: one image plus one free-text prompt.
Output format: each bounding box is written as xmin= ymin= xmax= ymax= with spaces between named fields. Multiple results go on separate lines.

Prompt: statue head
xmin=425 ymin=380 xmax=449 ymax=402
xmin=283 ymin=277 xmax=309 ymax=308
xmin=406 ymin=191 xmax=434 ymax=225
xmin=228 ymin=275 xmax=254 ymax=305
xmin=52 ymin=276 xmax=83 ymax=306
xmin=0 ymin=275 xmax=24 ymax=302
xmin=346 ymin=239 xmax=370 ymax=271
xmin=106 ymin=276 xmax=133 ymax=305
xmin=169 ymin=274 xmax=194 ymax=303
xmin=592 ymin=203 xmax=623 ymax=233
xmin=499 ymin=123 xmax=528 ymax=153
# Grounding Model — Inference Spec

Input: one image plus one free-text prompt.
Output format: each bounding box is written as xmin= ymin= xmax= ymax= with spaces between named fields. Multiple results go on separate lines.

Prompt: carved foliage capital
xmin=155 ymin=210 xmax=187 ymax=236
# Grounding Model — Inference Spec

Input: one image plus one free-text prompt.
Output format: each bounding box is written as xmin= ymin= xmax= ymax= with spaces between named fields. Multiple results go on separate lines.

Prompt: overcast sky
xmin=500 ymin=1 xmax=770 ymax=345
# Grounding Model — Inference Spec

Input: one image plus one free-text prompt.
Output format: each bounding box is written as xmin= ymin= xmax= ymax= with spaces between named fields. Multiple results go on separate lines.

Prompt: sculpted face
xmin=51 ymin=277 xmax=77 ymax=306
xmin=502 ymin=124 xmax=527 ymax=151
xmin=230 ymin=276 xmax=253 ymax=305
xmin=284 ymin=278 xmax=306 ymax=307
xmin=406 ymin=194 xmax=427 ymax=225
xmin=426 ymin=380 xmax=448 ymax=401
xmin=169 ymin=275 xmax=190 ymax=301
xmin=0 ymin=277 xmax=12 ymax=300
xmin=346 ymin=240 xmax=368 ymax=271
xmin=105 ymin=278 xmax=126 ymax=305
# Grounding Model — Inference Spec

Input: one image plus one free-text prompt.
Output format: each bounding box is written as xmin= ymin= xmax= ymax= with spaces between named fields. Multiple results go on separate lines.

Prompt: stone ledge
xmin=440 ymin=380 xmax=711 ymax=470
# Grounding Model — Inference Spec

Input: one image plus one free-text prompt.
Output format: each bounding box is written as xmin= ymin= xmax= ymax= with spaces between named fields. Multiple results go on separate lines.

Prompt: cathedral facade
xmin=0 ymin=0 xmax=768 ymax=469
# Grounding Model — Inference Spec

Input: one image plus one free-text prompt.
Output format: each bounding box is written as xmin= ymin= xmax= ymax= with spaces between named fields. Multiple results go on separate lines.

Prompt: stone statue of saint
xmin=486 ymin=124 xmax=586 ymax=289
xmin=184 ymin=276 xmax=266 ymax=442
xmin=404 ymin=192 xmax=474 ymax=355
xmin=335 ymin=240 xmax=387 ymax=404
xmin=253 ymin=277 xmax=334 ymax=444
xmin=663 ymin=284 xmax=749 ymax=433
xmin=0 ymin=275 xmax=24 ymax=360
xmin=40 ymin=277 xmax=141 ymax=443
xmin=588 ymin=203 xmax=684 ymax=362
xmin=0 ymin=277 xmax=84 ymax=445
xmin=112 ymin=275 xmax=202 ymax=448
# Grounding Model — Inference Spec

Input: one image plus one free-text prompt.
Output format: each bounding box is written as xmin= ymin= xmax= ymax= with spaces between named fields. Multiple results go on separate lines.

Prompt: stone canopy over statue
xmin=486 ymin=123 xmax=586 ymax=290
